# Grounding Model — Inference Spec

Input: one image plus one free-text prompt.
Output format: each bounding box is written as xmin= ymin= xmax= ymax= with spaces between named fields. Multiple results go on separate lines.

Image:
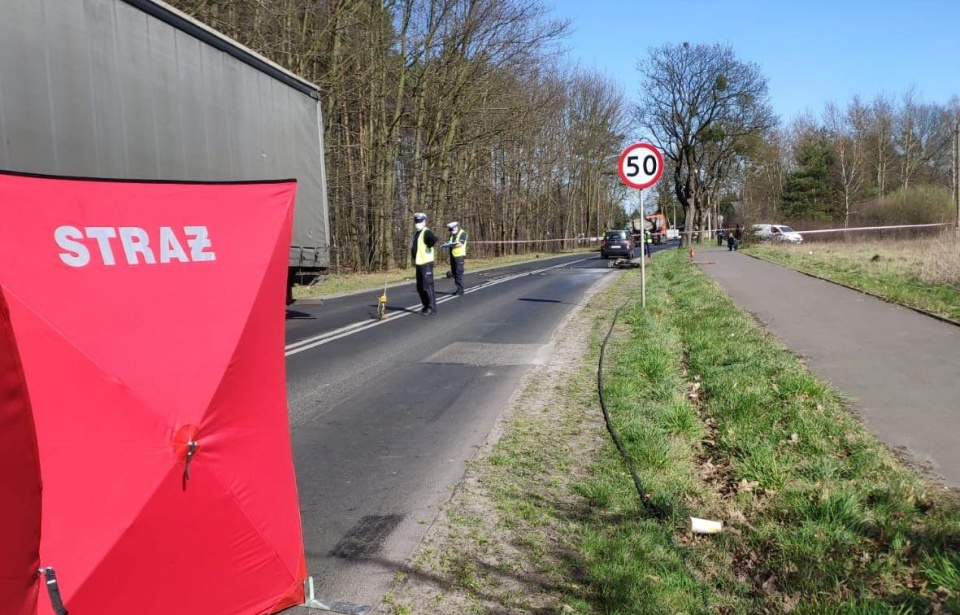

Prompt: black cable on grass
xmin=597 ymin=302 xmax=659 ymax=518
xmin=598 ymin=297 xmax=711 ymax=613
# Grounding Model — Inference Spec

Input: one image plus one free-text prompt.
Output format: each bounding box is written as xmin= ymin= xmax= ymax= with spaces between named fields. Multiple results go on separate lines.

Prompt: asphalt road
xmin=696 ymin=246 xmax=960 ymax=487
xmin=282 ymin=245 xmax=672 ymax=613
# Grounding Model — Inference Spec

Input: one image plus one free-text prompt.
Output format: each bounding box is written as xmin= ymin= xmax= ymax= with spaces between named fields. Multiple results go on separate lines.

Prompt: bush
xmin=852 ymin=185 xmax=953 ymax=226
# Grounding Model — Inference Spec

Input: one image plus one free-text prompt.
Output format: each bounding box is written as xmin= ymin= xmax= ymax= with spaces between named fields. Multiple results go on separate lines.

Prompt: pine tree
xmin=782 ymin=135 xmax=836 ymax=219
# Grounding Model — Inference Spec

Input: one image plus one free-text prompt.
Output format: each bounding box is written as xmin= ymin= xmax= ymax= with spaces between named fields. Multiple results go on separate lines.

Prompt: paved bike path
xmin=694 ymin=246 xmax=960 ymax=489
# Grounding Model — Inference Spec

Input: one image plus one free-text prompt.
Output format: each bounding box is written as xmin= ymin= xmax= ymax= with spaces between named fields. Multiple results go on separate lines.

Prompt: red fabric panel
xmin=200 ymin=198 xmax=305 ymax=594
xmin=0 ymin=173 xmax=304 ymax=615
xmin=65 ymin=463 xmax=299 ymax=615
xmin=0 ymin=287 xmax=42 ymax=615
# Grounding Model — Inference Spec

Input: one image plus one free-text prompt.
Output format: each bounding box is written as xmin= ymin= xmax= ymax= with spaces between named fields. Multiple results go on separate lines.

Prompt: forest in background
xmin=735 ymin=90 xmax=959 ymax=230
xmin=170 ymin=0 xmax=959 ymax=266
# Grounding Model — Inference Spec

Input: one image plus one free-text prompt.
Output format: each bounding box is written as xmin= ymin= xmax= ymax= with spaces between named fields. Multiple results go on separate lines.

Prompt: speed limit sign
xmin=618 ymin=143 xmax=664 ymax=190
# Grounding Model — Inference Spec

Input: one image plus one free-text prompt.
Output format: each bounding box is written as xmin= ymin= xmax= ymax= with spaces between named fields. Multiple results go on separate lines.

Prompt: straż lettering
xmin=55 ymin=225 xmax=217 ymax=267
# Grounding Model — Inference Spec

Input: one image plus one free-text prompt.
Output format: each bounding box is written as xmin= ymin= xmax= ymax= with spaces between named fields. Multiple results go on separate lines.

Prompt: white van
xmin=752 ymin=224 xmax=803 ymax=244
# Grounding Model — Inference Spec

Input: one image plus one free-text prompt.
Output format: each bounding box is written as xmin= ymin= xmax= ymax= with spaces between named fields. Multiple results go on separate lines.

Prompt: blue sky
xmin=546 ymin=0 xmax=960 ymax=126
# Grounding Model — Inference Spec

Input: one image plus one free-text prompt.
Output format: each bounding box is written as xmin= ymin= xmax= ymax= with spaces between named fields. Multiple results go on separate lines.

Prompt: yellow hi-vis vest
xmin=415 ymin=229 xmax=434 ymax=265
xmin=448 ymin=229 xmax=466 ymax=258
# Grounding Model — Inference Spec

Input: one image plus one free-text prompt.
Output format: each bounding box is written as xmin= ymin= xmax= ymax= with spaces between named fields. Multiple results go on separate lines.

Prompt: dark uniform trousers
xmin=450 ymin=257 xmax=465 ymax=294
xmin=416 ymin=263 xmax=436 ymax=312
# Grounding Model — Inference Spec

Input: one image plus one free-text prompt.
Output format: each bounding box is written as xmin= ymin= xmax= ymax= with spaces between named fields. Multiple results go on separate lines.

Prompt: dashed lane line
xmin=284 ymin=257 xmax=594 ymax=357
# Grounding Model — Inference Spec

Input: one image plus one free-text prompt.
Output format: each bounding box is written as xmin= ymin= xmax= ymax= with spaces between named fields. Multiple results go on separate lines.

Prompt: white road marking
xmin=284 ymin=256 xmax=594 ymax=356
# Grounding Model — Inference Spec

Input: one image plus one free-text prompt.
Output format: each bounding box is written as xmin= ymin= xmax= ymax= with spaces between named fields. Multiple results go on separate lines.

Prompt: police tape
xmin=465 ymin=222 xmax=953 ymax=244
xmin=786 ymin=222 xmax=952 ymax=235
xmin=681 ymin=222 xmax=953 ymax=235
xmin=468 ymin=238 xmax=591 ymax=244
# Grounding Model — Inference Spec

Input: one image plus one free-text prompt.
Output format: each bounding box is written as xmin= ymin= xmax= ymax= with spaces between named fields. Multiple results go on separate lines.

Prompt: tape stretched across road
xmin=287 ymin=222 xmax=953 ymax=356
xmin=466 ymin=222 xmax=954 ymax=242
xmin=468 ymin=238 xmax=589 ymax=244
xmin=284 ymin=256 xmax=593 ymax=357
xmin=686 ymin=222 xmax=953 ymax=236
xmin=790 ymin=222 xmax=952 ymax=235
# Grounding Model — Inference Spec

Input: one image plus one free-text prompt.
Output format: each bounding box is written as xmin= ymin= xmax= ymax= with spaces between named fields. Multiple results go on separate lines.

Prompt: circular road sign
xmin=618 ymin=143 xmax=664 ymax=190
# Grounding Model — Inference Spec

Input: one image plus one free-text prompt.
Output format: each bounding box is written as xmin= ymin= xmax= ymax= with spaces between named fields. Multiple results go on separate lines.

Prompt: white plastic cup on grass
xmin=690 ymin=517 xmax=722 ymax=534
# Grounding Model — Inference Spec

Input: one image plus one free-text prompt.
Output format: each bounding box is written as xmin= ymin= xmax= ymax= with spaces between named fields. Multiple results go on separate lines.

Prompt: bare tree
xmin=894 ymin=90 xmax=951 ymax=188
xmin=636 ymin=42 xmax=775 ymax=246
xmin=167 ymin=0 xmax=631 ymax=271
xmin=867 ymin=94 xmax=896 ymax=197
xmin=825 ymin=98 xmax=867 ymax=227
xmin=740 ymin=128 xmax=786 ymax=221
xmin=563 ymin=70 xmax=629 ymax=238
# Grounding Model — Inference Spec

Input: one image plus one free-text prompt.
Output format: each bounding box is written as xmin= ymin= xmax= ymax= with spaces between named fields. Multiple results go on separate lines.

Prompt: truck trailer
xmin=0 ymin=0 xmax=330 ymax=299
xmin=631 ymin=213 xmax=676 ymax=245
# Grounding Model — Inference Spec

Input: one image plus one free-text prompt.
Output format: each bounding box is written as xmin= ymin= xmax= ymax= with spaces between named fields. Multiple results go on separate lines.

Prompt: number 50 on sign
xmin=618 ymin=143 xmax=664 ymax=190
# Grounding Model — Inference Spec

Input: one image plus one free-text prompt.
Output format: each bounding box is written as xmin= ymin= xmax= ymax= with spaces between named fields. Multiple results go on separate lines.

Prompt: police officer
xmin=644 ymin=228 xmax=653 ymax=260
xmin=411 ymin=212 xmax=438 ymax=315
xmin=445 ymin=221 xmax=467 ymax=295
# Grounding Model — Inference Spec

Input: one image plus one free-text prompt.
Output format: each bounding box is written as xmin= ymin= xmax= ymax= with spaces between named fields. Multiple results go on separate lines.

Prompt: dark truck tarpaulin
xmin=0 ymin=0 xmax=330 ymax=274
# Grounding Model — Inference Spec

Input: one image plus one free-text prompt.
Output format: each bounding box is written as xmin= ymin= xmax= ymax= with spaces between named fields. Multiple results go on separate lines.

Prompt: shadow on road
xmin=285 ymin=309 xmax=316 ymax=320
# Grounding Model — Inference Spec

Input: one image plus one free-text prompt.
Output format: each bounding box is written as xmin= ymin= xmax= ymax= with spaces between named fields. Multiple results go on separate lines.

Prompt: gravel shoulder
xmin=380 ymin=271 xmax=621 ymax=614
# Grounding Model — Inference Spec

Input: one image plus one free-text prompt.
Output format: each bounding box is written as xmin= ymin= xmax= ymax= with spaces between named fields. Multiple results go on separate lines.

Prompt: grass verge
xmin=386 ymin=248 xmax=960 ymax=614
xmin=585 ymin=248 xmax=960 ymax=613
xmin=743 ymin=238 xmax=960 ymax=322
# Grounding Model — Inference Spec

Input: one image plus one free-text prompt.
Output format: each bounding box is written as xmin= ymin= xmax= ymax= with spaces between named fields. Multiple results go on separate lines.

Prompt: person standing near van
xmin=445 ymin=221 xmax=467 ymax=295
xmin=411 ymin=212 xmax=438 ymax=315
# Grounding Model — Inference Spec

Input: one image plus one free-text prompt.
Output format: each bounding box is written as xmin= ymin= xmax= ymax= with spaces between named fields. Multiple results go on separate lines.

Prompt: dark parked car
xmin=600 ymin=229 xmax=633 ymax=259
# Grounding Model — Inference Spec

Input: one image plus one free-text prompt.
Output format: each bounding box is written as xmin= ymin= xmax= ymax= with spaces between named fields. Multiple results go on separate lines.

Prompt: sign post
xmin=618 ymin=143 xmax=664 ymax=307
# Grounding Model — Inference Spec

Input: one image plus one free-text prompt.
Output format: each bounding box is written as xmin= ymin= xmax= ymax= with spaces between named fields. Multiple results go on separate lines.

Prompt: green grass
xmin=385 ymin=244 xmax=960 ymax=614
xmin=744 ymin=238 xmax=960 ymax=322
xmin=579 ymin=249 xmax=960 ymax=613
